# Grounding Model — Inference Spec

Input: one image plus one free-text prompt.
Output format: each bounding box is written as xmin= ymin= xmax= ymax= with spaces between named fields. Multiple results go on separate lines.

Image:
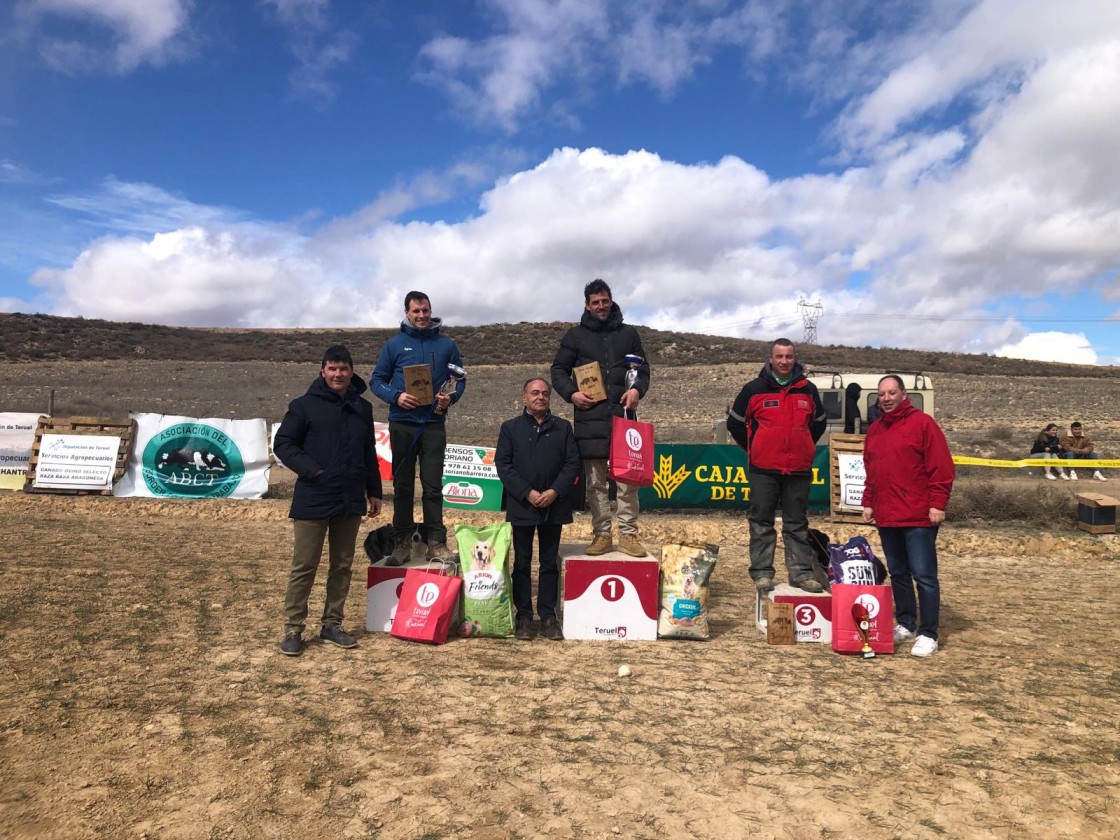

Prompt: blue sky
xmin=1 ymin=0 xmax=1118 ymax=364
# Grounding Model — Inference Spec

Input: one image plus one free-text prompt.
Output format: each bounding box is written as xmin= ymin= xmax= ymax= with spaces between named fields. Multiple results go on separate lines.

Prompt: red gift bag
xmin=831 ymin=583 xmax=895 ymax=655
xmin=390 ymin=566 xmax=462 ymax=645
xmin=608 ymin=414 xmax=655 ymax=487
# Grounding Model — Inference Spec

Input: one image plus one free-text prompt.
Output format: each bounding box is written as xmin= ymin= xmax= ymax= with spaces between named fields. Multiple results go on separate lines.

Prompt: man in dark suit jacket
xmin=495 ymin=378 xmax=580 ymax=641
xmin=274 ymin=345 xmax=383 ymax=656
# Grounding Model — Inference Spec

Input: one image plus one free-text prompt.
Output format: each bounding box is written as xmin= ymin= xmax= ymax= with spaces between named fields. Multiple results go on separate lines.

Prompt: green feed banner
xmin=638 ymin=444 xmax=831 ymax=511
xmin=441 ymin=444 xmax=503 ymax=510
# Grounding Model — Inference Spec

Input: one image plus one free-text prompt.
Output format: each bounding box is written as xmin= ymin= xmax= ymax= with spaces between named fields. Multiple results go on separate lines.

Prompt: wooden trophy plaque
xmin=574 ymin=362 xmax=607 ymax=403
xmin=403 ymin=365 xmax=434 ymax=404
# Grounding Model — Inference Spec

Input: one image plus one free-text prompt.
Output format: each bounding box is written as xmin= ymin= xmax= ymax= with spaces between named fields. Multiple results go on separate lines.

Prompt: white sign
xmin=33 ymin=434 xmax=120 ymax=491
xmin=0 ymin=412 xmax=39 ymax=490
xmin=442 ymin=444 xmax=498 ymax=480
xmin=837 ymin=452 xmax=866 ymax=511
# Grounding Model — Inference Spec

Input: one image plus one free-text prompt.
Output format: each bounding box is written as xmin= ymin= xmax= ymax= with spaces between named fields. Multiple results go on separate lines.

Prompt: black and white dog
xmin=364 ymin=524 xmax=430 ymax=565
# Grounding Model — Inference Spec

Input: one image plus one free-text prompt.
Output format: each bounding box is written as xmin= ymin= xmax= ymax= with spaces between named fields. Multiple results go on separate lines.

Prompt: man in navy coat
xmin=274 ymin=345 xmax=383 ymax=656
xmin=495 ymin=378 xmax=580 ymax=641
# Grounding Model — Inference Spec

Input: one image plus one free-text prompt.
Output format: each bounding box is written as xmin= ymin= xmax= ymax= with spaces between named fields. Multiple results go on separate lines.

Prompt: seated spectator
xmin=1059 ymin=422 xmax=1106 ymax=481
xmin=1030 ymin=423 xmax=1068 ymax=480
xmin=843 ymin=383 xmax=863 ymax=434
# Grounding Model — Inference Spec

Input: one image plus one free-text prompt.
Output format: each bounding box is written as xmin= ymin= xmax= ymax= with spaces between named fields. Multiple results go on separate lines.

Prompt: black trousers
xmin=511 ymin=523 xmax=563 ymax=621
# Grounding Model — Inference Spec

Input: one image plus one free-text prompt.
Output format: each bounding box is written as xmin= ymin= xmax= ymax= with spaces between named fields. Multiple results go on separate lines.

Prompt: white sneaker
xmin=911 ymin=635 xmax=939 ymax=657
xmin=1060 ymin=473 xmax=1070 ymax=480
xmin=893 ymin=625 xmax=915 ymax=644
xmin=1045 ymin=473 xmax=1056 ymax=480
xmin=1094 ymin=471 xmax=1107 ymax=481
xmin=1069 ymin=470 xmax=1078 ymax=480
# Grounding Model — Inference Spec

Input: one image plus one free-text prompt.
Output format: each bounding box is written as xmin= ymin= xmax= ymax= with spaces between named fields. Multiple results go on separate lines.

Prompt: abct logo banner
xmin=115 ymin=413 xmax=270 ymax=499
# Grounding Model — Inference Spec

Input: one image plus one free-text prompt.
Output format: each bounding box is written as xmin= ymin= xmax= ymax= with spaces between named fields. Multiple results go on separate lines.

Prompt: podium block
xmin=755 ymin=584 xmax=833 ymax=643
xmin=562 ymin=549 xmax=659 ymax=641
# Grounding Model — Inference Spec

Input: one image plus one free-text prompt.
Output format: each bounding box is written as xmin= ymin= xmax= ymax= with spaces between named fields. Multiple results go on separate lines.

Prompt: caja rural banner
xmin=638 ymin=444 xmax=831 ymax=511
xmin=115 ymin=413 xmax=270 ymax=499
xmin=0 ymin=412 xmax=39 ymax=490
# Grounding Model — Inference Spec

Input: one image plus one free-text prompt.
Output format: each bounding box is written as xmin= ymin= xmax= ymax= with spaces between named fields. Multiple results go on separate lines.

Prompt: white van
xmin=810 ymin=370 xmax=936 ymax=437
xmin=712 ymin=370 xmax=936 ymax=442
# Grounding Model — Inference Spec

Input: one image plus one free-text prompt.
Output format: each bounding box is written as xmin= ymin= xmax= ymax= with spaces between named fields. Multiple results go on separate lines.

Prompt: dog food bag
xmin=454 ymin=522 xmax=514 ymax=638
xmin=658 ymin=543 xmax=718 ymax=640
xmin=828 ymin=536 xmax=887 ymax=585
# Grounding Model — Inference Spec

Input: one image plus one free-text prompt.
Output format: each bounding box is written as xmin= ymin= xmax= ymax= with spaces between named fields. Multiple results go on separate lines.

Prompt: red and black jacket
xmin=726 ymin=362 xmax=826 ymax=475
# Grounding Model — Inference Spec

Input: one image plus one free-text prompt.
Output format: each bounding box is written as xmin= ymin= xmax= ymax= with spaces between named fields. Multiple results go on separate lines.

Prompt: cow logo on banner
xmin=142 ymin=423 xmax=245 ymax=498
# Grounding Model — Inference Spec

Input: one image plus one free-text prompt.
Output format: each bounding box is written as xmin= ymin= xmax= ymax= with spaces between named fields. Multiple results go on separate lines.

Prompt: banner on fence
xmin=115 ymin=414 xmax=270 ymax=499
xmin=441 ymin=444 xmax=502 ymax=510
xmin=0 ymin=412 xmax=39 ymax=490
xmin=638 ymin=444 xmax=831 ymax=511
xmin=33 ymin=433 xmax=120 ymax=491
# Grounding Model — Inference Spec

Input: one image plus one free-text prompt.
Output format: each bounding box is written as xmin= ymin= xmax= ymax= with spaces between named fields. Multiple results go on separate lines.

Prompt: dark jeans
xmin=878 ymin=526 xmax=940 ymax=640
xmin=747 ymin=471 xmax=815 ymax=582
xmin=389 ymin=421 xmax=447 ymax=544
xmin=511 ymin=523 xmax=562 ymax=621
xmin=1060 ymin=452 xmax=1094 ymax=460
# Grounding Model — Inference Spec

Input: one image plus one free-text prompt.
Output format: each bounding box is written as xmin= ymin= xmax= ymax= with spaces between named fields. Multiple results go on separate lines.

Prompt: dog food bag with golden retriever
xmin=454 ymin=522 xmax=514 ymax=638
xmin=658 ymin=543 xmax=718 ymax=640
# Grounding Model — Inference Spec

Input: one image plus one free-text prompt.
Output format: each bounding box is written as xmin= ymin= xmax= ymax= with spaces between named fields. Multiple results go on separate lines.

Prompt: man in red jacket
xmin=860 ymin=374 xmax=955 ymax=657
xmin=727 ymin=339 xmax=827 ymax=593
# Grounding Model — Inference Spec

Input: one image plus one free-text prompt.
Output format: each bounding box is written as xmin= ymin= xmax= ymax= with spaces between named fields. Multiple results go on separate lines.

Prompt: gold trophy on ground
xmin=851 ymin=602 xmax=876 ymax=659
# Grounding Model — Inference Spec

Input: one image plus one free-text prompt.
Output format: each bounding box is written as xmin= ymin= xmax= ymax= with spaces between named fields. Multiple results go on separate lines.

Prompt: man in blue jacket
xmin=372 ymin=292 xmax=465 ymax=564
xmin=275 ymin=345 xmax=383 ymax=656
xmin=495 ymin=378 xmax=580 ymax=641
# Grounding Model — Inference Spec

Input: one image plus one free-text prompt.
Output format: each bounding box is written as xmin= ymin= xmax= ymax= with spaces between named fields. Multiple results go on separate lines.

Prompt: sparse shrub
xmin=988 ymin=425 xmax=1014 ymax=442
xmin=948 ymin=480 xmax=1075 ymax=526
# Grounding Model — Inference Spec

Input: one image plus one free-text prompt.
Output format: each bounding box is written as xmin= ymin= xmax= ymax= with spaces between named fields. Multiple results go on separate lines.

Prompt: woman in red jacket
xmin=860 ymin=375 xmax=955 ymax=657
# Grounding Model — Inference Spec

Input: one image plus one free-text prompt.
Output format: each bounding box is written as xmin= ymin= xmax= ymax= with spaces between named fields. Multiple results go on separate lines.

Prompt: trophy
xmin=624 ymin=354 xmax=644 ymax=392
xmin=851 ymin=602 xmax=876 ymax=659
xmin=434 ymin=363 xmax=466 ymax=415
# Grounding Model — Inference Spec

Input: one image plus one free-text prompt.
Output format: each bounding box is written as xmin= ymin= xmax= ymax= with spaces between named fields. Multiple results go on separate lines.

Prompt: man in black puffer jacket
xmin=274 ymin=345 xmax=383 ymax=656
xmin=551 ymin=279 xmax=650 ymax=557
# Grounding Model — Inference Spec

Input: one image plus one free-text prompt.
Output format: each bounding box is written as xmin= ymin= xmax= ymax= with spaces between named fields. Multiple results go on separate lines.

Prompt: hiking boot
xmin=384 ymin=536 xmax=410 ymax=566
xmin=320 ymin=625 xmax=358 ymax=649
xmin=515 ymin=617 xmax=533 ymax=641
xmin=540 ymin=616 xmax=564 ymax=641
xmin=427 ymin=540 xmax=458 ymax=562
xmin=617 ymin=534 xmax=647 ymax=557
xmin=754 ymin=576 xmax=775 ymax=593
xmin=280 ymin=631 xmax=303 ymax=657
xmin=585 ymin=534 xmax=613 ymax=556
xmin=911 ymin=635 xmax=939 ymax=657
xmin=893 ymin=625 xmax=915 ymax=644
xmin=791 ymin=577 xmax=824 ymax=594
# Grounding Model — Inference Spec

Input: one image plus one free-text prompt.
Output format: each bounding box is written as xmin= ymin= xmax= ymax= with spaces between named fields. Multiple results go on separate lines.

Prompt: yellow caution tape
xmin=951 ymin=456 xmax=1120 ymax=469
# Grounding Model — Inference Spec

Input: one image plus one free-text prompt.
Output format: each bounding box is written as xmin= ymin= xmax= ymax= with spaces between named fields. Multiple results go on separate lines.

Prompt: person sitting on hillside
xmin=1060 ymin=422 xmax=1107 ymax=481
xmin=1030 ymin=423 xmax=1068 ymax=480
xmin=843 ymin=383 xmax=863 ymax=434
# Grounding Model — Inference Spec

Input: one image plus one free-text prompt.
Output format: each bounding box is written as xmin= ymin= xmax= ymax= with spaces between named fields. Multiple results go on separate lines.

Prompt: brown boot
xmin=617 ymin=534 xmax=647 ymax=557
xmin=585 ymin=533 xmax=613 ymax=555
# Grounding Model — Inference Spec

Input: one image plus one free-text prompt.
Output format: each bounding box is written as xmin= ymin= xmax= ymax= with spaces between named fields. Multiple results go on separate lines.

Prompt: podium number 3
xmin=600 ymin=577 xmax=626 ymax=601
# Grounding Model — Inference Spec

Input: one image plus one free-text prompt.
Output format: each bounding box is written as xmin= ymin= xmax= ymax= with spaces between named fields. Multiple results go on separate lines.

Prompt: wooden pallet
xmin=24 ymin=416 xmax=136 ymax=495
xmin=828 ymin=433 xmax=867 ymax=524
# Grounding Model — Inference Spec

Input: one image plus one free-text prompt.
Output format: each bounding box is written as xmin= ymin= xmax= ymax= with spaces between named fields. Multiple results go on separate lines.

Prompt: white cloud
xmin=259 ymin=0 xmax=357 ymax=104
xmin=995 ymin=331 xmax=1099 ymax=365
xmin=17 ymin=0 xmax=192 ymax=74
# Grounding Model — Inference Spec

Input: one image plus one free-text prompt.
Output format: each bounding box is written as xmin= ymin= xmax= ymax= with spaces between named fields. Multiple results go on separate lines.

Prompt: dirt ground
xmin=1 ymin=360 xmax=1119 ymax=839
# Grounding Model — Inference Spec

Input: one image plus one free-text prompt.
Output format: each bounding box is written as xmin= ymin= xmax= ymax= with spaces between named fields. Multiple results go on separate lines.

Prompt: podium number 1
xmin=600 ymin=577 xmax=625 ymax=601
